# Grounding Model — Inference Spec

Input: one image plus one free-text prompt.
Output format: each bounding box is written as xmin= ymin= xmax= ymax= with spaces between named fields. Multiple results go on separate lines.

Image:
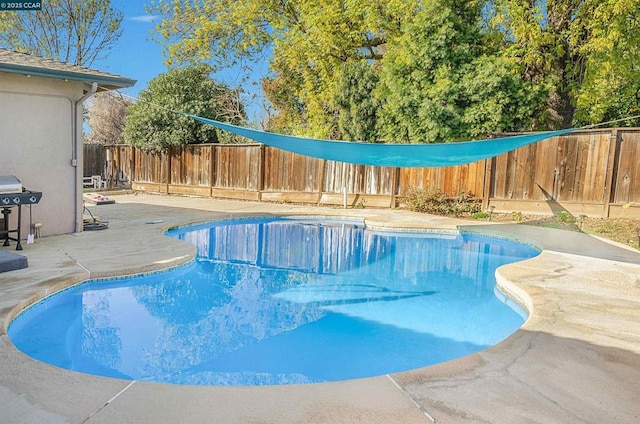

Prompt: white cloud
xmin=129 ymin=15 xmax=159 ymax=23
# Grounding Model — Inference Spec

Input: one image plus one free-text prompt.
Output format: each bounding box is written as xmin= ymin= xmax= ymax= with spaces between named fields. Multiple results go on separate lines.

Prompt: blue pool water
xmin=8 ymin=218 xmax=539 ymax=386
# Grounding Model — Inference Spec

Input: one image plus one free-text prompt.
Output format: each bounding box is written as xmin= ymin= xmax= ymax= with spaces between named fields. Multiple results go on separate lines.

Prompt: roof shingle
xmin=0 ymin=48 xmax=136 ymax=90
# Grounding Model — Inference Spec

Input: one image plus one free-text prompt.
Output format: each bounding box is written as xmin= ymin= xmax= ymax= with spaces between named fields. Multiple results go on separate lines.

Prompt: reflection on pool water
xmin=8 ymin=218 xmax=539 ymax=386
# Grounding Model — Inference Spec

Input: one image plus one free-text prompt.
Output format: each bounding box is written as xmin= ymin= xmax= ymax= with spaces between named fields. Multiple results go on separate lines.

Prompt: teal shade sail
xmin=186 ymin=114 xmax=575 ymax=168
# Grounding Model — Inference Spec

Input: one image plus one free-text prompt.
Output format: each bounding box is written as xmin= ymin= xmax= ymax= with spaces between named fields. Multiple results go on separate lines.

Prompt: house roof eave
xmin=0 ymin=62 xmax=136 ymax=90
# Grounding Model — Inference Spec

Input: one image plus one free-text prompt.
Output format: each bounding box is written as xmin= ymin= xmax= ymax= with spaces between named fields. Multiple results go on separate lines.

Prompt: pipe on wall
xmin=72 ymin=82 xmax=97 ymax=233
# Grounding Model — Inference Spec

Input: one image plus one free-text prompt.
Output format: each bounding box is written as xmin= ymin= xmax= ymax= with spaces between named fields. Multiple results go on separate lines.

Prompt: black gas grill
xmin=0 ymin=176 xmax=42 ymax=250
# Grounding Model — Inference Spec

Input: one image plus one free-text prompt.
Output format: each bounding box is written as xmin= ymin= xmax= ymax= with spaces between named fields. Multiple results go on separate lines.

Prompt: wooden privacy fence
xmin=86 ymin=128 xmax=640 ymax=218
xmin=84 ymin=143 xmax=107 ymax=178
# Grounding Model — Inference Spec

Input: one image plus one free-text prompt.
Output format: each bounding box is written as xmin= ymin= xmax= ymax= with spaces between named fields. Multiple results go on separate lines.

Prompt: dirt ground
xmin=481 ymin=212 xmax=640 ymax=251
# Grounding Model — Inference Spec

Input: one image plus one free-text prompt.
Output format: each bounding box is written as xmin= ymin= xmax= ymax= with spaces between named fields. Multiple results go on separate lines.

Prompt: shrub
xmin=471 ymin=212 xmax=489 ymax=219
xmin=404 ymin=188 xmax=481 ymax=217
xmin=451 ymin=191 xmax=482 ymax=216
xmin=555 ymin=210 xmax=575 ymax=223
xmin=124 ymin=65 xmax=246 ymax=153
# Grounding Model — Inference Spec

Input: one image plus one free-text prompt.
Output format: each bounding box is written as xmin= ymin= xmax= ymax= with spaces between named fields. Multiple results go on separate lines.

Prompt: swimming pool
xmin=8 ymin=218 xmax=539 ymax=386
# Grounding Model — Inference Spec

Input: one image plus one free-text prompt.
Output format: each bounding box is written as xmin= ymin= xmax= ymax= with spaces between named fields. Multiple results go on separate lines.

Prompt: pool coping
xmin=1 ymin=194 xmax=639 ymax=424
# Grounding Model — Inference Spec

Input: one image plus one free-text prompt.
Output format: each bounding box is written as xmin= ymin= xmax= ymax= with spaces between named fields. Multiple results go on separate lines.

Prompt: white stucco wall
xmin=0 ymin=72 xmax=85 ymax=238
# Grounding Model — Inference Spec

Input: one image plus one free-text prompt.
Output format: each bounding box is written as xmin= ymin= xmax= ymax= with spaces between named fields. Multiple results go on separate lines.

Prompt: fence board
xmin=533 ymin=136 xmax=559 ymax=200
xmin=614 ymin=130 xmax=640 ymax=204
xmin=170 ymin=144 xmax=212 ymax=186
xmin=133 ymin=149 xmax=168 ymax=184
xmin=213 ymin=144 xmax=261 ymax=190
xmin=83 ymin=144 xmax=106 ymax=178
xmin=579 ymin=132 xmax=610 ymax=202
xmin=113 ymin=145 xmax=134 ymax=186
xmin=264 ymin=148 xmax=322 ymax=192
xmin=397 ymin=162 xmax=485 ymax=198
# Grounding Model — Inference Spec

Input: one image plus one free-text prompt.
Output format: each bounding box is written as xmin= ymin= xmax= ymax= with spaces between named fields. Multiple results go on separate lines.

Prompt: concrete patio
xmin=1 ymin=193 xmax=639 ymax=424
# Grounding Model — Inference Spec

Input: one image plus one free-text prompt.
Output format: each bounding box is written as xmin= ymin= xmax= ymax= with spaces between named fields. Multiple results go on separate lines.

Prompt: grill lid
xmin=0 ymin=176 xmax=23 ymax=194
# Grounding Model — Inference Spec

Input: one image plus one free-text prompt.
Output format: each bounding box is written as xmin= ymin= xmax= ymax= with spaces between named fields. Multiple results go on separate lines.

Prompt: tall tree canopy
xmin=123 ymin=65 xmax=247 ymax=153
xmin=492 ymin=0 xmax=640 ymax=128
xmin=377 ymin=0 xmax=549 ymax=143
xmin=87 ymin=92 xmax=132 ymax=145
xmin=151 ymin=0 xmax=640 ymax=141
xmin=0 ymin=0 xmax=123 ymax=66
xmin=573 ymin=0 xmax=640 ymax=126
xmin=150 ymin=0 xmax=417 ymax=138
xmin=335 ymin=60 xmax=381 ymax=142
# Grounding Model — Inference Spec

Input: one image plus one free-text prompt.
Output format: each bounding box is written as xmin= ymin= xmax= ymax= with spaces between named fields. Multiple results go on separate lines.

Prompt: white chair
xmin=91 ymin=175 xmax=107 ymax=189
xmin=83 ymin=176 xmax=94 ymax=188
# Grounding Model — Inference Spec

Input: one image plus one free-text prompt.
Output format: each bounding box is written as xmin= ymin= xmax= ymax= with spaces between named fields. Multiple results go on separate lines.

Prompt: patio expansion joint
xmin=56 ymin=247 xmax=91 ymax=278
xmin=80 ymin=380 xmax=136 ymax=423
xmin=502 ymin=333 xmax=594 ymax=422
xmin=385 ymin=374 xmax=439 ymax=423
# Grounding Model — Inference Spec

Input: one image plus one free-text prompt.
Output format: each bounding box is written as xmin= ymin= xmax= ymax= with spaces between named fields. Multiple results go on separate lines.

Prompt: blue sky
xmin=95 ymin=2 xmax=165 ymax=98
xmin=96 ymin=1 xmax=267 ymax=122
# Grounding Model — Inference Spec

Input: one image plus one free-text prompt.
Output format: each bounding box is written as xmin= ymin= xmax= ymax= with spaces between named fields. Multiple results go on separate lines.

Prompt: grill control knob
xmin=29 ymin=196 xmax=37 ymax=203
xmin=13 ymin=197 xmax=20 ymax=204
xmin=1 ymin=198 xmax=8 ymax=205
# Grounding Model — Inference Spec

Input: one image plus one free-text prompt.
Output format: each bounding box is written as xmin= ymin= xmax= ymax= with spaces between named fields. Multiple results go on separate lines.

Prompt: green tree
xmin=377 ymin=0 xmax=546 ymax=143
xmin=149 ymin=0 xmax=418 ymax=138
xmin=151 ymin=0 xmax=639 ymax=140
xmin=573 ymin=0 xmax=640 ymax=126
xmin=335 ymin=60 xmax=381 ymax=142
xmin=491 ymin=0 xmax=586 ymax=128
xmin=458 ymin=55 xmax=550 ymax=137
xmin=123 ymin=65 xmax=246 ymax=153
xmin=491 ymin=0 xmax=640 ymax=128
xmin=0 ymin=0 xmax=123 ymax=66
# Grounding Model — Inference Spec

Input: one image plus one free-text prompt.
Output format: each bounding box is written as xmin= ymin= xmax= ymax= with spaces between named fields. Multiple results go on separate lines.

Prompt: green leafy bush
xmin=555 ymin=210 xmax=575 ymax=223
xmin=471 ymin=212 xmax=489 ymax=219
xmin=124 ymin=65 xmax=246 ymax=153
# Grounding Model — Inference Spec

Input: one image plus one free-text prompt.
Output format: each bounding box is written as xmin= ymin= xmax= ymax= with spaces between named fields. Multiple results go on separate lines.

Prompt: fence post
xmin=390 ymin=167 xmax=399 ymax=208
xmin=166 ymin=147 xmax=172 ymax=194
xmin=212 ymin=145 xmax=219 ymax=196
xmin=602 ymin=128 xmax=621 ymax=218
xmin=316 ymin=159 xmax=326 ymax=206
xmin=208 ymin=145 xmax=215 ymax=197
xmin=257 ymin=144 xmax=265 ymax=201
xmin=482 ymin=157 xmax=493 ymax=212
xmin=341 ymin=162 xmax=348 ymax=209
xmin=107 ymin=146 xmax=114 ymax=189
xmin=131 ymin=146 xmax=137 ymax=186
xmin=114 ymin=146 xmax=120 ymax=188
